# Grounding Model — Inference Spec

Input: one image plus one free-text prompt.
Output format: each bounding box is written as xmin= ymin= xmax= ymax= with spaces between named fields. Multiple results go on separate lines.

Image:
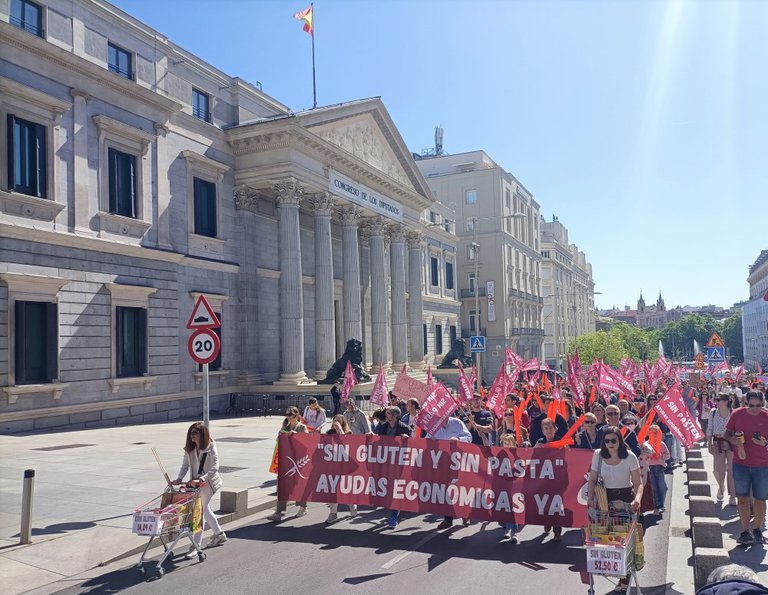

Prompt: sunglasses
xmin=607 ymin=412 xmax=620 ymax=416
xmin=505 ymin=413 xmax=515 ymax=417
xmin=604 ymin=438 xmax=619 ymax=444
xmin=716 ymin=398 xmax=729 ymax=402
xmin=748 ymin=403 xmax=762 ymax=408
xmin=190 ymin=430 xmax=200 ymax=435
xmin=584 ymin=421 xmax=596 ymax=425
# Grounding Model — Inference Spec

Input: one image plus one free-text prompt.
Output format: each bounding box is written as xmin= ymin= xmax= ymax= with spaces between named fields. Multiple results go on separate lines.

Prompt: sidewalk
xmin=0 ymin=416 xmax=283 ymax=595
xmin=698 ymin=445 xmax=768 ymax=583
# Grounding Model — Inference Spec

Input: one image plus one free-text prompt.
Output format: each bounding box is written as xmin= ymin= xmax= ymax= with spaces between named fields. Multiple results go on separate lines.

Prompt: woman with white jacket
xmin=174 ymin=422 xmax=226 ymax=556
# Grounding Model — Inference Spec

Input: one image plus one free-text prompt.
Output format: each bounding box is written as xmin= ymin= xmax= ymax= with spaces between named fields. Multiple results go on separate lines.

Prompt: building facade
xmin=0 ymin=0 xmax=459 ymax=432
xmin=414 ymin=151 xmax=543 ymax=383
xmin=539 ymin=217 xmax=596 ymax=371
xmin=742 ymin=250 xmax=768 ymax=372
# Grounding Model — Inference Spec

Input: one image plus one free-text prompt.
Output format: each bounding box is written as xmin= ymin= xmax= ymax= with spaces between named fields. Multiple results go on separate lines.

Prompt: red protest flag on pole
xmin=486 ymin=364 xmax=508 ymax=420
xmin=293 ymin=4 xmax=314 ymax=35
xmin=340 ymin=360 xmax=357 ymax=403
xmin=426 ymin=366 xmax=434 ymax=386
xmin=370 ymin=363 xmax=388 ymax=407
xmin=456 ymin=363 xmax=474 ymax=407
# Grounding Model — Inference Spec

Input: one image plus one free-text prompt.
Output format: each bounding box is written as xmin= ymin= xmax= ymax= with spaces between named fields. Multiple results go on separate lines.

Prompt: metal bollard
xmin=20 ymin=469 xmax=35 ymax=545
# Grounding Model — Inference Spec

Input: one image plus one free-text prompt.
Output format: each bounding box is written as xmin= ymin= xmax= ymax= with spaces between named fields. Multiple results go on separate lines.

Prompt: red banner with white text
xmin=654 ymin=385 xmax=704 ymax=448
xmin=277 ymin=433 xmax=593 ymax=527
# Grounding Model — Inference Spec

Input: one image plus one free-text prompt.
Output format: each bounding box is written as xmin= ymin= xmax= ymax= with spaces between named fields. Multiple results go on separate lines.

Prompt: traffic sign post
xmin=187 ymin=296 xmax=221 ymax=428
xmin=706 ymin=346 xmax=725 ymax=364
xmin=470 ymin=336 xmax=486 ymax=353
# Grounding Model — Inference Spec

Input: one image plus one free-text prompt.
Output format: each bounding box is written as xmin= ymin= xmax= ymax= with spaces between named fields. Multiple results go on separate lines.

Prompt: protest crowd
xmin=262 ymin=350 xmax=768 ymax=593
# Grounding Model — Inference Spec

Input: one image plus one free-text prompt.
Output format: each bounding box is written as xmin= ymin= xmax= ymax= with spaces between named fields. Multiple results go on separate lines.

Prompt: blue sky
xmin=114 ymin=0 xmax=767 ymax=311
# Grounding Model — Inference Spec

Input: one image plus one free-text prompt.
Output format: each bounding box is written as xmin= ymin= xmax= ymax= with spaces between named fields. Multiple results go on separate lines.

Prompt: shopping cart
xmin=132 ymin=482 xmax=206 ymax=579
xmin=584 ymin=509 xmax=643 ymax=594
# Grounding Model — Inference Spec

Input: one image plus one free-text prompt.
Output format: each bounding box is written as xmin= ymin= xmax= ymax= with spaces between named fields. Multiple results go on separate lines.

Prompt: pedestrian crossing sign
xmin=470 ymin=336 xmax=486 ymax=353
xmin=706 ymin=346 xmax=725 ymax=363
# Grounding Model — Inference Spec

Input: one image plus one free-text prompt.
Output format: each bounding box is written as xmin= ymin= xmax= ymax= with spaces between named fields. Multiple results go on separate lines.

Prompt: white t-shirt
xmin=591 ymin=450 xmax=640 ymax=489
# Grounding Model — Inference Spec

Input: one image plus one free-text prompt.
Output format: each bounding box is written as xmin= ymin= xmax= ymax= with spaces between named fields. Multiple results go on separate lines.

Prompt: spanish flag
xmin=294 ymin=4 xmax=314 ymax=36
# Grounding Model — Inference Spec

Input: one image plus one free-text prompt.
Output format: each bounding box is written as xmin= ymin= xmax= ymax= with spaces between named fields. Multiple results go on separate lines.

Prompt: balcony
xmin=461 ymin=328 xmax=487 ymax=338
xmin=459 ymin=288 xmax=487 ymax=299
xmin=510 ymin=327 xmax=545 ymax=337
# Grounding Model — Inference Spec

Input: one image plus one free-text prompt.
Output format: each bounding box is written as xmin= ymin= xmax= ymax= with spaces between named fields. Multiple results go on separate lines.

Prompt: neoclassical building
xmin=0 ymin=0 xmax=459 ymax=432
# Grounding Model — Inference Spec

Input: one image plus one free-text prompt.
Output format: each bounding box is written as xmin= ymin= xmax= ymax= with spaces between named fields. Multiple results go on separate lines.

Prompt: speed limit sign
xmin=188 ymin=328 xmax=220 ymax=365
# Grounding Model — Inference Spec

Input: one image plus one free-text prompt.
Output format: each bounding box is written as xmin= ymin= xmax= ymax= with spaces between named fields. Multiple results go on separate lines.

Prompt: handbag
xmin=197 ymin=452 xmax=222 ymax=493
xmin=594 ymin=456 xmax=609 ymax=512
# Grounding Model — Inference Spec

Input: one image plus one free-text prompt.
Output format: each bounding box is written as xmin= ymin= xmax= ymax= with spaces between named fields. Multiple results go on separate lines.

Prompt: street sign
xmin=706 ymin=332 xmax=724 ymax=348
xmin=470 ymin=335 xmax=486 ymax=353
xmin=186 ymin=295 xmax=220 ymax=330
xmin=695 ymin=353 xmax=705 ymax=369
xmin=706 ymin=346 xmax=725 ymax=364
xmin=188 ymin=328 xmax=221 ymax=365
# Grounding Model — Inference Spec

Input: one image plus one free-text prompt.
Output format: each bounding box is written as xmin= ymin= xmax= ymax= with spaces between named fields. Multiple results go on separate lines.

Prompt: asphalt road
xmin=54 ymin=475 xmax=679 ymax=595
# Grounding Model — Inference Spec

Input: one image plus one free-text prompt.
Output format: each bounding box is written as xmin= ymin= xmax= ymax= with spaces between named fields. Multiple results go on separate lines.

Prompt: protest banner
xmin=392 ymin=369 xmax=431 ymax=402
xmin=415 ymin=383 xmax=457 ymax=435
xmin=278 ymin=433 xmax=593 ymax=527
xmin=654 ymin=385 xmax=704 ymax=448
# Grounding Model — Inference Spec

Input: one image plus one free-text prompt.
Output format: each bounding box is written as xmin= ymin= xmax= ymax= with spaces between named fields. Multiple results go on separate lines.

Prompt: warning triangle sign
xmin=706 ymin=333 xmax=724 ymax=348
xmin=186 ymin=295 xmax=220 ymax=329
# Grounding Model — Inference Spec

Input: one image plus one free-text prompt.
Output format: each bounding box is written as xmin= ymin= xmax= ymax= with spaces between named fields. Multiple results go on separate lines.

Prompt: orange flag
xmin=545 ymin=414 xmax=586 ymax=448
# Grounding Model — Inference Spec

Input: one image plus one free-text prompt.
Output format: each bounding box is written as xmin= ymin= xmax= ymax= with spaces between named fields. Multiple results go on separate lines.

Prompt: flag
xmin=293 ymin=4 xmax=314 ymax=36
xmin=340 ymin=360 xmax=357 ymax=402
xmin=456 ymin=363 xmax=474 ymax=407
xmin=485 ymin=364 xmax=508 ymax=420
xmin=567 ymin=353 xmax=586 ymax=407
xmin=370 ymin=364 xmax=388 ymax=407
xmin=469 ymin=365 xmax=477 ymax=390
xmin=426 ymin=366 xmax=434 ymax=386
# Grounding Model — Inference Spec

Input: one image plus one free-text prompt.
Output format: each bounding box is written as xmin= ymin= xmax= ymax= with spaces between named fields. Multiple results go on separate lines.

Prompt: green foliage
xmin=655 ymin=313 xmax=719 ymax=361
xmin=568 ymin=327 xmax=647 ymax=366
xmin=720 ymin=310 xmax=743 ymax=362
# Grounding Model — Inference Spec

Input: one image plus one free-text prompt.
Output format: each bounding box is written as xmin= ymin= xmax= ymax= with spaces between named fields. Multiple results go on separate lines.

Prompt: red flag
xmin=415 ymin=383 xmax=457 ymax=436
xmin=486 ymin=364 xmax=508 ymax=419
xmin=293 ymin=4 xmax=314 ymax=36
xmin=456 ymin=363 xmax=474 ymax=407
xmin=567 ymin=353 xmax=586 ymax=407
xmin=370 ymin=364 xmax=388 ymax=407
xmin=654 ymin=384 xmax=704 ymax=448
xmin=469 ymin=365 xmax=478 ymax=391
xmin=340 ymin=360 xmax=357 ymax=403
xmin=426 ymin=366 xmax=434 ymax=386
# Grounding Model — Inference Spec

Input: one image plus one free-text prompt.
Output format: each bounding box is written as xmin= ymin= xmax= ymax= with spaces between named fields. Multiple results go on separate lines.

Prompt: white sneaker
xmin=728 ymin=496 xmax=738 ymax=507
xmin=267 ymin=511 xmax=283 ymax=522
xmin=716 ymin=488 xmax=724 ymax=501
xmin=183 ymin=545 xmax=197 ymax=560
xmin=348 ymin=505 xmax=358 ymax=517
xmin=295 ymin=506 xmax=307 ymax=518
xmin=325 ymin=513 xmax=338 ymax=524
xmin=207 ymin=532 xmax=227 ymax=547
xmin=503 ymin=529 xmax=512 ymax=540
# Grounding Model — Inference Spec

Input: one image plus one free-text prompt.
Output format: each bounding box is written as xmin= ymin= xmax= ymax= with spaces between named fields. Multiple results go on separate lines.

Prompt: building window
xmin=468 ymin=273 xmax=477 ymax=295
xmin=192 ymin=88 xmax=211 ymax=123
xmin=445 ymin=261 xmax=454 ymax=290
xmin=469 ymin=310 xmax=478 ymax=332
xmin=465 ymin=219 xmax=476 ymax=232
xmin=198 ymin=312 xmax=222 ymax=372
xmin=465 ymin=189 xmax=477 ymax=204
xmin=430 ymin=256 xmax=439 ymax=286
xmin=108 ymin=42 xmax=133 ymax=80
xmin=505 ymin=188 xmax=511 ymax=209
xmin=107 ymin=148 xmax=137 ymax=218
xmin=116 ymin=306 xmax=147 ymax=378
xmin=193 ymin=177 xmax=217 ymax=237
xmin=467 ymin=245 xmax=476 ymax=260
xmin=14 ymin=301 xmax=57 ymax=384
xmin=7 ymin=115 xmax=46 ymax=198
xmin=435 ymin=324 xmax=443 ymax=354
xmin=449 ymin=325 xmax=457 ymax=346
xmin=429 ymin=211 xmax=437 ymax=223
xmin=423 ymin=323 xmax=428 ymax=356
xmin=10 ymin=0 xmax=43 ymax=37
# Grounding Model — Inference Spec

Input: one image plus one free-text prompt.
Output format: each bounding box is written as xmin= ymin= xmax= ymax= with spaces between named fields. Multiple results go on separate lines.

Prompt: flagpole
xmin=311 ymin=2 xmax=317 ymax=109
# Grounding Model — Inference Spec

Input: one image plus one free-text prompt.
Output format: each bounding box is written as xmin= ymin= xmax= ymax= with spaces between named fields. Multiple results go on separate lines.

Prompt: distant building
xmin=539 ymin=216 xmax=596 ymax=371
xmin=742 ymin=250 xmax=768 ymax=371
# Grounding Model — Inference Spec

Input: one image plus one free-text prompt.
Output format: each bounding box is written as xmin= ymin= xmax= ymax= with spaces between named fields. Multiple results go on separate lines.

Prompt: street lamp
xmin=469 ymin=212 xmax=526 ymax=386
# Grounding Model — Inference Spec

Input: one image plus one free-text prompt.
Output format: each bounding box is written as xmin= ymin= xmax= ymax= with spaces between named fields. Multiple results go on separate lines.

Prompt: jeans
xmin=649 ymin=465 xmax=668 ymax=508
xmin=663 ymin=433 xmax=681 ymax=465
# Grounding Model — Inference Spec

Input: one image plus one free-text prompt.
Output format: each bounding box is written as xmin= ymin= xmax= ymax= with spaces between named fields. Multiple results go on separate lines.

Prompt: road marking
xmin=381 ymin=531 xmax=440 ymax=570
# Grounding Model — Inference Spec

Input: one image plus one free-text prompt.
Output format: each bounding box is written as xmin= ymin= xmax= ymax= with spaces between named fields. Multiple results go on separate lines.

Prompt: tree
xmin=720 ymin=311 xmax=743 ymax=362
xmin=568 ymin=330 xmax=630 ymax=366
xmin=611 ymin=323 xmax=656 ymax=362
xmin=656 ymin=313 xmax=719 ymax=361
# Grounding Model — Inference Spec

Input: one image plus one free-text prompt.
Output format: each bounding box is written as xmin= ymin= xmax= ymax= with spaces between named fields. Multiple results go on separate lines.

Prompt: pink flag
xmin=520 ymin=358 xmax=540 ymax=373
xmin=505 ymin=348 xmax=523 ymax=369
xmin=734 ymin=364 xmax=744 ymax=382
xmin=567 ymin=353 xmax=585 ymax=407
xmin=598 ymin=362 xmax=634 ymax=396
xmin=469 ymin=364 xmax=477 ymax=390
xmin=456 ymin=363 xmax=474 ymax=407
xmin=340 ymin=360 xmax=358 ymax=403
xmin=426 ymin=366 xmax=434 ymax=386
xmin=653 ymin=384 xmax=704 ymax=448
xmin=370 ymin=364 xmax=388 ymax=407
xmin=415 ymin=383 xmax=457 ymax=436
xmin=486 ymin=364 xmax=508 ymax=420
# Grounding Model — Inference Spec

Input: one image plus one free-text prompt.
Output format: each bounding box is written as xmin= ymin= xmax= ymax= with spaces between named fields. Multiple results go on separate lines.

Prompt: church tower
xmin=657 ymin=291 xmax=665 ymax=312
xmin=637 ymin=292 xmax=645 ymax=314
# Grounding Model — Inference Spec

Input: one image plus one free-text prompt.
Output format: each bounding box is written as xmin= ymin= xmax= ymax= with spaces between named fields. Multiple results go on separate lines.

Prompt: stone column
xmin=358 ymin=224 xmax=371 ymax=368
xmin=274 ymin=178 xmax=310 ymax=384
xmin=310 ymin=193 xmax=336 ymax=380
xmin=340 ymin=206 xmax=363 ymax=344
xmin=70 ymin=89 xmax=90 ymax=233
xmin=407 ymin=232 xmax=425 ymax=369
xmin=368 ymin=217 xmax=389 ymax=371
xmin=390 ymin=225 xmax=408 ymax=369
xmin=154 ymin=122 xmax=172 ymax=249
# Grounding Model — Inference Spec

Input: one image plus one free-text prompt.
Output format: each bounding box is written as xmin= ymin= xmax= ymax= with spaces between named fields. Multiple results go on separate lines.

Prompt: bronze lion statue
xmin=319 ymin=338 xmax=371 ymax=383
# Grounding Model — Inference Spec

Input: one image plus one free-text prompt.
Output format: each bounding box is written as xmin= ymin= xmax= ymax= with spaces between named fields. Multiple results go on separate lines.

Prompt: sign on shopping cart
xmin=586 ymin=544 xmax=628 ymax=576
xmin=132 ymin=511 xmax=163 ymax=536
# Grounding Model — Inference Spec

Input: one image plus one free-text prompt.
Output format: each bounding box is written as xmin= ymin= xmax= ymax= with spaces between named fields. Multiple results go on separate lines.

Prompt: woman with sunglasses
xmin=268 ymin=407 xmax=308 ymax=521
xmin=574 ymin=412 xmax=600 ymax=450
xmin=173 ymin=422 xmax=226 ymax=555
xmin=708 ymin=391 xmax=737 ymax=505
xmin=587 ymin=426 xmax=643 ymax=592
